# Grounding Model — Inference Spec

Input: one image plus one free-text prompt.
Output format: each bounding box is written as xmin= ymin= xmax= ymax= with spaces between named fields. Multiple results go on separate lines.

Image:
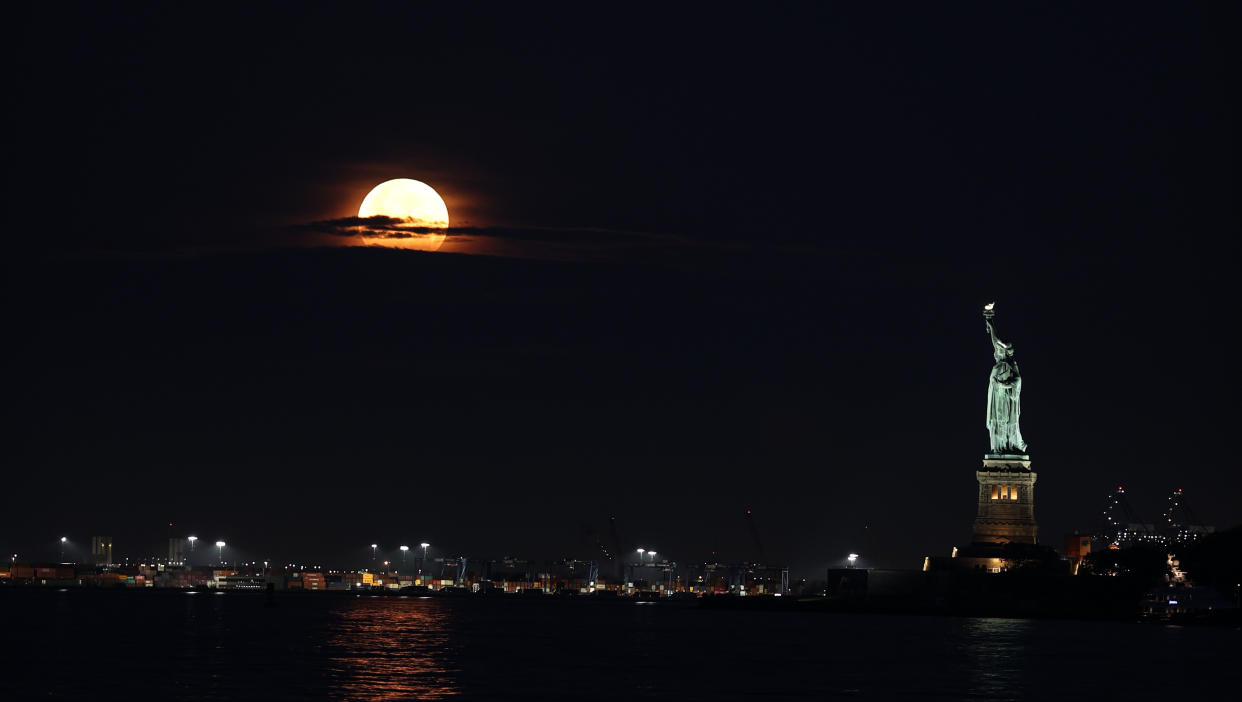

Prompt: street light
xmin=400 ymin=545 xmax=409 ymax=568
xmin=649 ymin=550 xmax=657 ymax=564
xmin=848 ymin=553 xmax=859 ymax=568
xmin=420 ymin=542 xmax=430 ymax=583
xmin=371 ymin=544 xmax=378 ymax=565
xmin=637 ymin=548 xmax=645 ymax=563
xmin=60 ymin=537 xmax=67 ymax=562
xmin=216 ymin=541 xmax=226 ymax=565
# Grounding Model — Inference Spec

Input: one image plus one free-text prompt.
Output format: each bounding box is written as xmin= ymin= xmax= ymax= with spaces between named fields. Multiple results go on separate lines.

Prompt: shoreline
xmin=4 ymin=583 xmax=1237 ymax=627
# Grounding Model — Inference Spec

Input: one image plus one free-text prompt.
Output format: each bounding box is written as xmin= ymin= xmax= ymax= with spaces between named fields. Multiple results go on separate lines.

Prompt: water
xmin=2 ymin=589 xmax=1236 ymax=700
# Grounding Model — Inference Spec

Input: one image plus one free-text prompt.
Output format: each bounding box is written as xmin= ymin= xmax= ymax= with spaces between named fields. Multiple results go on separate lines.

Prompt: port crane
xmin=1097 ymin=486 xmax=1212 ymax=548
xmin=745 ymin=508 xmax=766 ymax=565
xmin=1161 ymin=488 xmax=1208 ymax=545
xmin=609 ymin=516 xmax=625 ymax=581
xmin=1097 ymin=485 xmax=1158 ymax=547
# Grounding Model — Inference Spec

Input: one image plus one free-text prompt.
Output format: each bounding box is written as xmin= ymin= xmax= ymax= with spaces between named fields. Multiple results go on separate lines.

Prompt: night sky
xmin=7 ymin=3 xmax=1236 ymax=574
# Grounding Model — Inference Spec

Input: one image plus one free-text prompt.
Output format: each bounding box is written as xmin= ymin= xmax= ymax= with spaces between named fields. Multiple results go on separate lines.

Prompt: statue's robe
xmin=987 ymin=359 xmax=1027 ymax=453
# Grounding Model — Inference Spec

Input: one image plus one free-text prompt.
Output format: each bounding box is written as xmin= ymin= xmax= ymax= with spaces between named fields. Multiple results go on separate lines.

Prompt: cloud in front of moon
xmin=358 ymin=178 xmax=449 ymax=251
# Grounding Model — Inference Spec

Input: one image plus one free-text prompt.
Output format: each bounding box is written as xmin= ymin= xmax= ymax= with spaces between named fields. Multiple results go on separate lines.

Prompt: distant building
xmin=828 ymin=568 xmax=924 ymax=602
xmin=215 ymin=574 xmax=265 ymax=590
xmin=1063 ymin=532 xmax=1091 ymax=574
xmin=91 ymin=536 xmax=113 ymax=567
xmin=542 ymin=559 xmax=599 ymax=593
xmin=482 ymin=558 xmax=536 ymax=593
xmin=154 ymin=565 xmax=193 ymax=588
xmin=168 ymin=538 xmax=187 ymax=565
xmin=341 ymin=572 xmax=374 ymax=588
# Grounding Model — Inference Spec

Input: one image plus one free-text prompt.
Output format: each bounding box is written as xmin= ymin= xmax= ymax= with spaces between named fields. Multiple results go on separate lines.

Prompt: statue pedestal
xmin=971 ymin=456 xmax=1038 ymax=545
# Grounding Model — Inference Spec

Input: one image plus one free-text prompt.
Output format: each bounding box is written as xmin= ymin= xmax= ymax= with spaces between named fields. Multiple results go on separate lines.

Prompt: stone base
xmin=972 ymin=456 xmax=1038 ymax=545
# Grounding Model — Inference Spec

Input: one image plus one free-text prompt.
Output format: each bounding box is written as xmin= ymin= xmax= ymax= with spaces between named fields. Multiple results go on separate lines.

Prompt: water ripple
xmin=324 ymin=598 xmax=459 ymax=700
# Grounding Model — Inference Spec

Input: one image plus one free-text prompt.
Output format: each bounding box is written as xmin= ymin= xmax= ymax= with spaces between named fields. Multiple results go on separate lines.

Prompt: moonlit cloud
xmin=292 ymin=216 xmax=715 ymax=261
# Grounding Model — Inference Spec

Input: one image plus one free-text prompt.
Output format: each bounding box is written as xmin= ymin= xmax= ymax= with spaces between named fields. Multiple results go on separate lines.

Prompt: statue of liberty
xmin=983 ymin=303 xmax=1027 ymax=455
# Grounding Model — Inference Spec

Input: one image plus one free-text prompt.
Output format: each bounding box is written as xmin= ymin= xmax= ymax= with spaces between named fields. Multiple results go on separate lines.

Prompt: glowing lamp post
xmin=649 ymin=550 xmax=657 ymax=564
xmin=420 ymin=542 xmax=430 ymax=583
xmin=371 ymin=544 xmax=378 ymax=566
xmin=400 ymin=545 xmax=409 ymax=569
xmin=59 ymin=536 xmax=67 ymax=562
xmin=848 ymin=553 xmax=859 ymax=568
xmin=216 ymin=541 xmax=226 ymax=565
xmin=637 ymin=548 xmax=645 ymax=563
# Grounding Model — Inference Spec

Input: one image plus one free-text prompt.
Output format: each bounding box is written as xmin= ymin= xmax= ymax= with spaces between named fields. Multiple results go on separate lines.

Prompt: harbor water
xmin=2 ymin=588 xmax=1236 ymax=700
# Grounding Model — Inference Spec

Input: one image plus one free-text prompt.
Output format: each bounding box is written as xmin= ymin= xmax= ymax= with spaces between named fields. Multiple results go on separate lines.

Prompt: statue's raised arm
xmin=985 ymin=318 xmax=1009 ymax=363
xmin=982 ymin=303 xmax=1027 ymax=455
xmin=983 ymin=302 xmax=1005 ymax=353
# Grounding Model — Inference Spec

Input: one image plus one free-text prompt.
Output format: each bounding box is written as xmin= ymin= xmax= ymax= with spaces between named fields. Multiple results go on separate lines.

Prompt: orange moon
xmin=357 ymin=178 xmax=449 ymax=251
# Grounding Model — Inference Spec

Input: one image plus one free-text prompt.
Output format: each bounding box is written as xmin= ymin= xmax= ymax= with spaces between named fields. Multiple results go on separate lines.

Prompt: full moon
xmin=357 ymin=178 xmax=450 ymax=251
